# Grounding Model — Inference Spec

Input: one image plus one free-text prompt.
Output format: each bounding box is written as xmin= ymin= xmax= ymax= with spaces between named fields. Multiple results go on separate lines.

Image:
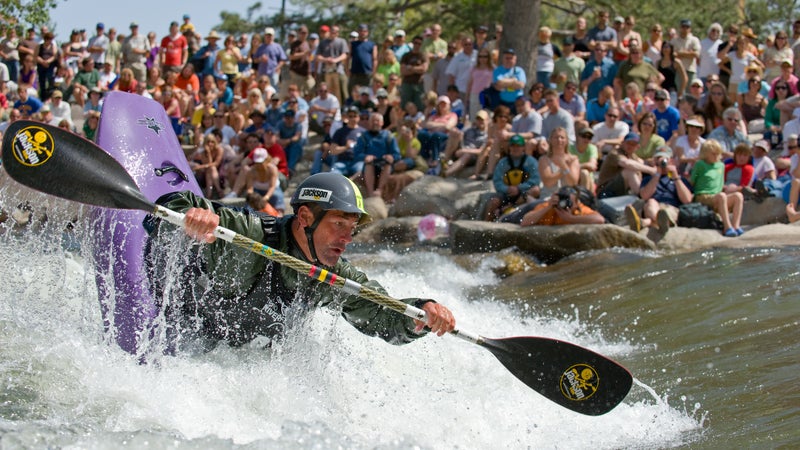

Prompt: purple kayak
xmin=91 ymin=91 xmax=202 ymax=355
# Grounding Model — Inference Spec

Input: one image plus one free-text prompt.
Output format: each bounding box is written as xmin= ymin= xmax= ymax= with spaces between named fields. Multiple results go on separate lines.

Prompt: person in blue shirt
xmin=14 ymin=85 xmax=42 ymax=118
xmin=652 ymin=89 xmax=681 ymax=142
xmin=491 ymin=48 xmax=526 ymax=114
xmin=277 ymin=109 xmax=303 ymax=175
xmin=214 ymin=74 xmax=234 ymax=107
xmin=484 ymin=134 xmax=541 ymax=221
xmin=354 ymin=112 xmax=401 ymax=197
xmin=191 ymin=31 xmax=222 ymax=77
xmin=265 ymin=92 xmax=284 ymax=128
xmin=580 ymin=43 xmax=617 ymax=102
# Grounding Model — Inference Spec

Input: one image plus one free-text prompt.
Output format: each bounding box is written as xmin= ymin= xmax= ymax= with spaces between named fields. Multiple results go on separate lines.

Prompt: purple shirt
xmin=255 ymin=42 xmax=287 ymax=76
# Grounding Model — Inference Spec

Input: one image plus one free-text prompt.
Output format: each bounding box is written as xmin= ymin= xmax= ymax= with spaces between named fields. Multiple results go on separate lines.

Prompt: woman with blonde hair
xmin=690 ymin=139 xmax=744 ymax=237
xmin=215 ymin=35 xmax=245 ymax=89
xmin=114 ymin=68 xmax=138 ymax=93
xmin=376 ymin=48 xmax=400 ymax=85
xmin=538 ymin=127 xmax=580 ymax=199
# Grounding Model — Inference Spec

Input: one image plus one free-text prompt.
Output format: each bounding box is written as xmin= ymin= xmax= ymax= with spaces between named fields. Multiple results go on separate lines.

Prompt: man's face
xmin=264 ymin=33 xmax=274 ymax=43
xmin=605 ymin=108 xmax=619 ymax=125
xmin=680 ymin=24 xmax=691 ymax=38
xmin=431 ymin=24 xmax=442 ymax=38
xmin=593 ymin=46 xmax=606 ymax=61
xmin=246 ymin=137 xmax=261 ymax=151
xmin=304 ymin=208 xmax=359 ymax=266
xmin=545 ymin=94 xmax=559 ymax=112
xmin=474 ymin=116 xmax=486 ymax=130
xmin=622 ymin=140 xmax=639 ymax=154
xmin=503 ymin=52 xmax=516 ymax=68
xmin=317 ymin=85 xmax=328 ymax=97
xmin=369 ymin=114 xmax=383 ymax=131
xmin=509 ymin=143 xmax=525 ymax=157
xmin=516 ymin=98 xmax=529 ymax=113
xmin=724 ymin=115 xmax=739 ymax=133
xmin=264 ymin=131 xmax=276 ymax=145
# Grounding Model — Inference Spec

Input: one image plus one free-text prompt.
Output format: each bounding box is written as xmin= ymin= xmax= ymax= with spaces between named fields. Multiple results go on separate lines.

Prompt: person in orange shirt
xmin=520 ymin=186 xmax=605 ymax=226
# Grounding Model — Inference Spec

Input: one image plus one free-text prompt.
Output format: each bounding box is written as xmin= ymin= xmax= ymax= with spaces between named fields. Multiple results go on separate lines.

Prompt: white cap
xmin=264 ymin=27 xmax=275 ymax=35
xmin=394 ymin=30 xmax=406 ymax=37
xmin=252 ymin=147 xmax=268 ymax=163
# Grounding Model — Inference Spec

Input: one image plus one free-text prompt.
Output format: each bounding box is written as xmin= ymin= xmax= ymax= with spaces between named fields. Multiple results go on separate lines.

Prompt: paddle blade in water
xmin=480 ymin=336 xmax=632 ymax=415
xmin=1 ymin=120 xmax=154 ymax=212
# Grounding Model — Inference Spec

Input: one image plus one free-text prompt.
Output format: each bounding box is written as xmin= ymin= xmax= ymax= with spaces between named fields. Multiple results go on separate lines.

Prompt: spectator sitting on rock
xmin=625 ymin=146 xmax=693 ymax=233
xmin=520 ymin=185 xmax=605 ymax=226
xmin=442 ymin=110 xmax=490 ymax=177
xmin=596 ymin=132 xmax=658 ymax=198
xmin=483 ymin=134 xmax=541 ymax=221
xmin=690 ymin=139 xmax=745 ymax=237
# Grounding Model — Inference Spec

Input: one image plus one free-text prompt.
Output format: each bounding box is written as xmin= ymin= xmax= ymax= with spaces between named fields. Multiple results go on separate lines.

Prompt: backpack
xmin=677 ymin=202 xmax=723 ymax=230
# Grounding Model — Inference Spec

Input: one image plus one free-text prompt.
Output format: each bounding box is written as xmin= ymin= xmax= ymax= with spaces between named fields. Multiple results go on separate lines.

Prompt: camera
xmin=556 ymin=190 xmax=573 ymax=210
xmin=659 ymin=159 xmax=668 ymax=168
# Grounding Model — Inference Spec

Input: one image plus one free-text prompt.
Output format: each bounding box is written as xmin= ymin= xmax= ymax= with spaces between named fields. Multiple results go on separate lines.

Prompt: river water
xmin=0 ymin=194 xmax=797 ymax=449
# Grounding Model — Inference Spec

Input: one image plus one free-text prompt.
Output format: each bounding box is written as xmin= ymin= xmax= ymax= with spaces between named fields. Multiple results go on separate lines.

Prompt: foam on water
xmin=0 ymin=210 xmax=702 ymax=448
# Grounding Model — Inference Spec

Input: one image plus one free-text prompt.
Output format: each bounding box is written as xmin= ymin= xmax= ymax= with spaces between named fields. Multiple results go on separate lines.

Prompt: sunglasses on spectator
xmin=776 ymin=85 xmax=789 ymax=90
xmin=607 ymin=114 xmax=618 ymax=118
xmin=788 ymin=144 xmax=799 ymax=149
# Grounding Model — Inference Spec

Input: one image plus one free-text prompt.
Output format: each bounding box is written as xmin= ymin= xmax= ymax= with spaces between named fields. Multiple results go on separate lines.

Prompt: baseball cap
xmin=475 ymin=110 xmax=489 ymax=121
xmin=510 ymin=134 xmax=526 ymax=146
xmin=781 ymin=58 xmax=794 ymax=66
xmin=183 ymin=14 xmax=191 ymax=20
xmin=264 ymin=27 xmax=275 ymax=35
xmin=350 ymin=31 xmax=358 ymax=39
xmin=690 ymin=78 xmax=704 ymax=87
xmin=624 ymin=132 xmax=640 ymax=142
xmin=654 ymin=90 xmax=669 ymax=100
xmin=680 ymin=19 xmax=692 ymax=27
xmin=394 ymin=29 xmax=406 ymax=37
xmin=309 ymin=33 xmax=319 ymax=40
xmin=376 ymin=88 xmax=389 ymax=98
xmin=579 ymin=127 xmax=595 ymax=137
xmin=283 ymin=109 xmax=296 ymax=118
xmin=51 ymin=89 xmax=63 ymax=98
xmin=503 ymin=48 xmax=516 ymax=55
xmin=753 ymin=139 xmax=770 ymax=151
xmin=96 ymin=22 xmax=105 ymax=29
xmin=437 ymin=95 xmax=450 ymax=105
xmin=320 ymin=25 xmax=330 ymax=32
xmin=358 ymin=24 xmax=369 ymax=31
xmin=614 ymin=16 xmax=625 ymax=24
xmin=252 ymin=148 xmax=269 ymax=163
xmin=130 ymin=22 xmax=139 ymax=28
xmin=653 ymin=146 xmax=673 ymax=159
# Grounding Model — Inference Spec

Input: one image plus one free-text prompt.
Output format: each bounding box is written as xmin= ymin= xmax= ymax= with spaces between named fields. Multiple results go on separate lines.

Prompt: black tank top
xmin=658 ymin=60 xmax=677 ymax=91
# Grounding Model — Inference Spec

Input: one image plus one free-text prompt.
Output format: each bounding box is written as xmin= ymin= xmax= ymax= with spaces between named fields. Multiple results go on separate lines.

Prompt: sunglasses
xmin=776 ymin=86 xmax=789 ymax=90
xmin=788 ymin=144 xmax=799 ymax=149
xmin=607 ymin=114 xmax=619 ymax=118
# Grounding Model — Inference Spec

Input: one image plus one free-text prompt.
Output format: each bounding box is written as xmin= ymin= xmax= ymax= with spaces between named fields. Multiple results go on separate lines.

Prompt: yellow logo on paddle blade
xmin=11 ymin=125 xmax=55 ymax=167
xmin=560 ymin=364 xmax=600 ymax=401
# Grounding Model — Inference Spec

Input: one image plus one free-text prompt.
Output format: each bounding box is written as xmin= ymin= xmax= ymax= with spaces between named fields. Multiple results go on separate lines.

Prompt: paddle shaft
xmin=153 ymin=205 xmax=485 ymax=345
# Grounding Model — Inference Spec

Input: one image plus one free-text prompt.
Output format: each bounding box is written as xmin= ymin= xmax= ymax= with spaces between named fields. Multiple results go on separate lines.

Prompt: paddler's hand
xmin=415 ymin=302 xmax=456 ymax=336
xmin=183 ymin=207 xmax=220 ymax=243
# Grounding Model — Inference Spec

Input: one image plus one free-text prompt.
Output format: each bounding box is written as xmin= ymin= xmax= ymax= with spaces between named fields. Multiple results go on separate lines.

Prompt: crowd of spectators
xmin=2 ymin=12 xmax=800 ymax=233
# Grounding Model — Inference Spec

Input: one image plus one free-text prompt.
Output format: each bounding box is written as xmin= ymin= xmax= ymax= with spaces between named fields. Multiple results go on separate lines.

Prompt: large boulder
xmin=390 ymin=176 xmax=491 ymax=219
xmin=449 ymin=220 xmax=656 ymax=264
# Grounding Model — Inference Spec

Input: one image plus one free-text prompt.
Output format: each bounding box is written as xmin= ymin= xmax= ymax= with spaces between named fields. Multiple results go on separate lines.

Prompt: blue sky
xmin=49 ymin=0 xmax=307 ymax=39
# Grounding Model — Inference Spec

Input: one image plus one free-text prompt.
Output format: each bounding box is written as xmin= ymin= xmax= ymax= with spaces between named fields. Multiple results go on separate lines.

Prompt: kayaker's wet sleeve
xmin=329 ymin=262 xmax=428 ymax=345
xmin=156 ymin=191 xmax=270 ymax=296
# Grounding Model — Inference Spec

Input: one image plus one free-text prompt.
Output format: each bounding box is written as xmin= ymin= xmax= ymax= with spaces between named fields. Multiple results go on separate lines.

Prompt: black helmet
xmin=290 ymin=173 xmax=369 ymax=266
xmin=290 ymin=172 xmax=368 ymax=219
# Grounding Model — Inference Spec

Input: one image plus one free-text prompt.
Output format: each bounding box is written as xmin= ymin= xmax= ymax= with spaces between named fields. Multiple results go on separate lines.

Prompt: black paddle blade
xmin=481 ymin=336 xmax=632 ymax=415
xmin=1 ymin=120 xmax=154 ymax=212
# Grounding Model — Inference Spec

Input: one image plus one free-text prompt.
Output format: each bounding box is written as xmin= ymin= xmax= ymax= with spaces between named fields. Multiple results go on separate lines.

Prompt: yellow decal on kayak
xmin=560 ymin=364 xmax=599 ymax=401
xmin=11 ymin=125 xmax=54 ymax=167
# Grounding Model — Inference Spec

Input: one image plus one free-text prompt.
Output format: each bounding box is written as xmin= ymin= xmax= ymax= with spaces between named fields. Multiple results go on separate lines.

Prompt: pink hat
xmin=437 ymin=95 xmax=450 ymax=105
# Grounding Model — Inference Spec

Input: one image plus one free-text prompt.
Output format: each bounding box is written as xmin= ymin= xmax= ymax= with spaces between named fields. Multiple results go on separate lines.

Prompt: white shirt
xmin=591 ymin=120 xmax=630 ymax=152
xmin=698 ymin=37 xmax=722 ymax=78
xmin=782 ymin=118 xmax=800 ymax=153
xmin=309 ymin=94 xmax=341 ymax=125
xmin=752 ymin=155 xmax=776 ymax=183
xmin=445 ymin=51 xmax=476 ymax=94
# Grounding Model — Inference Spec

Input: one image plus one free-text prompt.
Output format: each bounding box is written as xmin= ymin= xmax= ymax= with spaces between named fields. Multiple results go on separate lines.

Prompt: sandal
xmin=724 ymin=228 xmax=738 ymax=237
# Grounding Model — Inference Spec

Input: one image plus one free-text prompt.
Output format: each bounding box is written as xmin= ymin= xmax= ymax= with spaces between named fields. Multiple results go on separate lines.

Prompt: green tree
xmin=0 ymin=0 xmax=58 ymax=28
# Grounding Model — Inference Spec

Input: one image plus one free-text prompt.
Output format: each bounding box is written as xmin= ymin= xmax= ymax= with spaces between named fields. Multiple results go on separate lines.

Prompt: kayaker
xmin=150 ymin=172 xmax=455 ymax=348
